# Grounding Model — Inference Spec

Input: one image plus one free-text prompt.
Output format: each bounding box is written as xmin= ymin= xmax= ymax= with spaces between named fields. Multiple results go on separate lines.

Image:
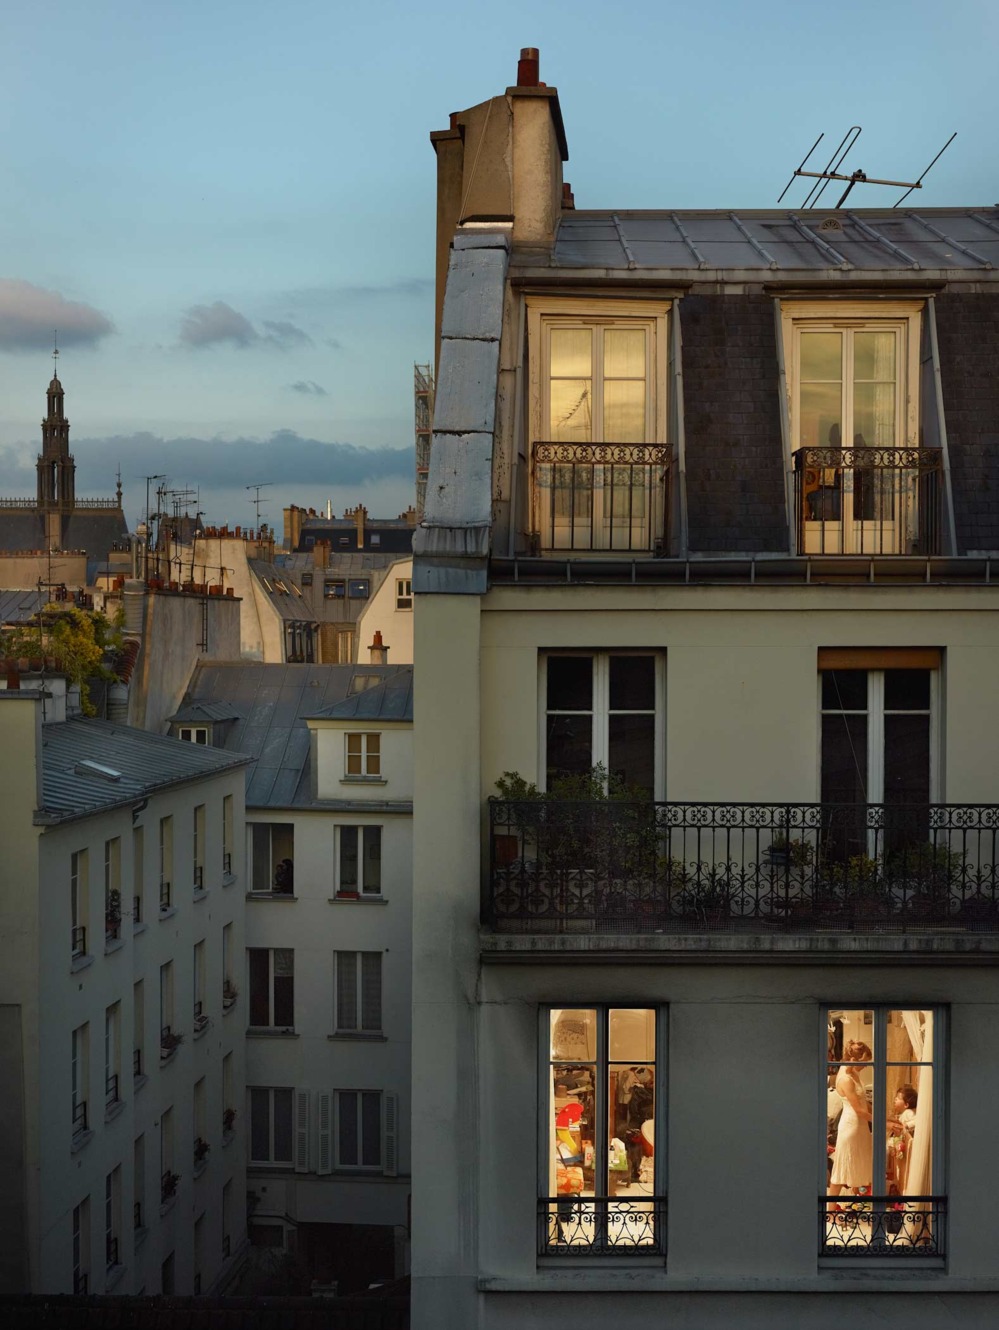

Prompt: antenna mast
xmin=246 ymin=483 xmax=273 ymax=531
xmin=778 ymin=129 xmax=957 ymax=209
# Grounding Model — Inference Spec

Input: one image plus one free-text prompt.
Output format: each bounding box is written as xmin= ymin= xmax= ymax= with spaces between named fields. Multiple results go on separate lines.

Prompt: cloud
xmin=262 ymin=319 xmax=313 ymax=350
xmin=0 ymin=279 xmax=114 ymax=353
xmin=288 ymin=380 xmax=328 ymax=396
xmin=179 ymin=300 xmax=258 ymax=349
xmin=283 ymin=276 xmax=433 ymax=312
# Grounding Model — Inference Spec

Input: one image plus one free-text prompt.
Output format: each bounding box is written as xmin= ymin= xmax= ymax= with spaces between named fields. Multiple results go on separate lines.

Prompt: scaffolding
xmin=414 ymin=363 xmax=435 ymax=519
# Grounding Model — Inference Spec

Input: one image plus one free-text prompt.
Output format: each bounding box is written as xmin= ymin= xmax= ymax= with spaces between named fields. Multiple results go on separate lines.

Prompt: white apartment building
xmin=0 ymin=680 xmax=251 ymax=1295
xmin=170 ymin=661 xmax=413 ymax=1292
xmin=410 ymin=50 xmax=999 ymax=1330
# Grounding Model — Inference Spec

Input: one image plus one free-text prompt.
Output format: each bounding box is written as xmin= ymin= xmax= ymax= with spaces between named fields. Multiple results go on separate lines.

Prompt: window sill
xmin=328 ymin=894 xmax=388 ymax=905
xmin=222 ymin=1129 xmax=236 ymax=1149
xmin=193 ymin=1020 xmax=210 ymax=1041
xmin=328 ymin=1032 xmax=387 ymax=1042
xmin=105 ymin=1262 xmax=127 ymax=1292
xmin=159 ymin=1048 xmax=179 ymax=1067
xmin=132 ymin=920 xmax=147 ymax=936
xmin=71 ymin=1129 xmax=93 ymax=1156
xmin=193 ymin=887 xmax=208 ymax=903
xmin=70 ymin=953 xmax=93 ymax=974
xmin=247 ymin=1027 xmax=299 ymax=1039
xmin=340 ymin=777 xmax=388 ymax=787
xmin=222 ymin=873 xmax=237 ymax=887
xmin=105 ymin=1099 xmax=126 ymax=1124
xmin=222 ymin=998 xmax=237 ymax=1016
xmin=159 ymin=1196 xmax=177 ymax=1218
xmin=246 ymin=892 xmax=298 ymax=902
xmin=104 ymin=935 xmax=125 ymax=955
xmin=134 ymin=1073 xmax=148 ymax=1095
xmin=158 ymin=905 xmax=177 ymax=922
xmin=193 ymin=1158 xmax=209 ymax=1179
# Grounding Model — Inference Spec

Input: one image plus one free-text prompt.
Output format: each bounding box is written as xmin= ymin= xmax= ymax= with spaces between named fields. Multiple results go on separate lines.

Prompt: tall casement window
xmin=334 ymin=1090 xmax=384 ymax=1170
xmin=70 ymin=849 xmax=88 ymax=960
xmin=222 ymin=795 xmax=234 ymax=877
xmin=819 ymin=650 xmax=938 ymax=862
xmin=334 ymin=952 xmax=382 ymax=1034
xmin=192 ymin=805 xmax=206 ymax=891
xmin=104 ymin=838 xmax=121 ymax=942
xmin=248 ymin=948 xmax=294 ymax=1029
xmin=345 ymin=733 xmax=380 ymax=778
xmin=542 ymin=1008 xmax=663 ymax=1255
xmin=783 ymin=302 xmax=938 ymax=556
xmin=158 ymin=817 xmax=173 ymax=911
xmin=542 ymin=652 xmax=664 ymax=796
xmin=105 ymin=1167 xmax=121 ymax=1274
xmin=72 ymin=1023 xmax=89 ymax=1139
xmin=132 ymin=826 xmax=144 ymax=926
xmin=528 ymin=299 xmax=669 ymax=554
xmin=249 ymin=1087 xmax=294 ymax=1165
xmin=337 ymin=825 xmax=382 ymax=895
xmin=250 ymin=823 xmax=294 ymax=894
xmin=822 ymin=1007 xmax=944 ymax=1257
xmin=72 ymin=1198 xmax=90 ymax=1293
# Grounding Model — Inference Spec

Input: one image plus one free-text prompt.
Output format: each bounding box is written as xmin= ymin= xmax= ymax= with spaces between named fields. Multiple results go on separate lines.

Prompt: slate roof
xmin=166 ymin=699 xmax=242 ymax=724
xmin=0 ymin=588 xmax=48 ymax=624
xmin=248 ymin=559 xmax=317 ymax=623
xmin=0 ymin=509 xmax=129 ymax=560
xmin=548 ymin=208 xmax=999 ymax=275
xmin=311 ymin=668 xmax=414 ymax=722
xmin=181 ymin=662 xmax=411 ymax=808
xmin=38 ymin=718 xmax=251 ymax=823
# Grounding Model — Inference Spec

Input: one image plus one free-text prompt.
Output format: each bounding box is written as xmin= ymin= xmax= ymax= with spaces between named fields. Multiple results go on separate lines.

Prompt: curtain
xmin=900 ymin=1009 xmax=933 ymax=1199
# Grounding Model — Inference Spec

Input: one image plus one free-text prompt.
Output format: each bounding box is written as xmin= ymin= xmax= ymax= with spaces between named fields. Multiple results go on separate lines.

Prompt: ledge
xmin=159 ymin=1048 xmax=179 ymax=1067
xmin=193 ymin=1158 xmax=209 ymax=1179
xmin=247 ymin=1028 xmax=299 ymax=1039
xmin=478 ymin=1274 xmax=996 ymax=1294
xmin=158 ymin=905 xmax=177 ymax=922
xmin=222 ymin=873 xmax=237 ymax=888
xmin=104 ymin=935 xmax=125 ymax=956
xmin=246 ymin=892 xmax=298 ymax=902
xmin=193 ymin=888 xmax=209 ymax=903
xmin=105 ymin=1099 xmax=126 ymax=1125
xmin=328 ymin=895 xmax=388 ymax=905
xmin=340 ymin=776 xmax=388 ymax=787
xmin=328 ymin=1032 xmax=388 ymax=1042
xmin=193 ymin=1021 xmax=210 ymax=1041
xmin=70 ymin=953 xmax=94 ymax=974
xmin=134 ymin=1226 xmax=148 ymax=1250
xmin=70 ymin=1129 xmax=93 ymax=1156
xmin=132 ymin=921 xmax=147 ymax=937
xmin=222 ymin=1129 xmax=236 ymax=1149
xmin=133 ymin=1073 xmax=148 ymax=1095
xmin=159 ymin=1196 xmax=177 ymax=1218
xmin=105 ymin=1263 xmax=127 ymax=1292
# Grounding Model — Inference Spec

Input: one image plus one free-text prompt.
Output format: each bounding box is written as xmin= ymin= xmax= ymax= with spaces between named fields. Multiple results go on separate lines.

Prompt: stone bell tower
xmin=35 ymin=344 xmax=76 ymax=550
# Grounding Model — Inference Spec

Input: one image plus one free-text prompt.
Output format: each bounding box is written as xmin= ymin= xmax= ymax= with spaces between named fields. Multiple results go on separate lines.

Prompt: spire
xmin=36 ymin=348 xmax=74 ymax=511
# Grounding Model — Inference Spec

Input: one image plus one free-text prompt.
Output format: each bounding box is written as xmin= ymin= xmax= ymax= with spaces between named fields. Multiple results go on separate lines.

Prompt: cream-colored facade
xmin=0 ymin=691 xmax=250 ymax=1295
xmin=410 ymin=49 xmax=999 ymax=1330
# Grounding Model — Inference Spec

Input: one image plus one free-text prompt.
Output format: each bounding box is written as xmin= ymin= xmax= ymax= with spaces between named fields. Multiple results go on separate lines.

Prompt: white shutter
xmin=382 ymin=1092 xmax=398 ymax=1177
xmin=316 ymin=1092 xmax=332 ymax=1175
xmin=294 ymin=1090 xmax=310 ymax=1173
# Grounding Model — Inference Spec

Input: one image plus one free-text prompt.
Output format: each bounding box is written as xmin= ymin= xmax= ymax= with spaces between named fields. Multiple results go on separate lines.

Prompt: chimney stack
xmin=354 ymin=504 xmax=367 ymax=550
xmin=369 ymin=631 xmax=389 ymax=666
xmin=516 ymin=47 xmax=540 ymax=87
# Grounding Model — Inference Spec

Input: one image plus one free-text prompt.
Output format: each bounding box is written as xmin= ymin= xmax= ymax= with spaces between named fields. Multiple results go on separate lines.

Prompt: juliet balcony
xmin=486 ymin=800 xmax=999 ymax=933
xmin=532 ymin=442 xmax=670 ymax=554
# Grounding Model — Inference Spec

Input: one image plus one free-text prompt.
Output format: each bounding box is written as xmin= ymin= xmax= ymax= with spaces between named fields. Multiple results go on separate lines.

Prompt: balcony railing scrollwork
xmin=488 ymin=800 xmax=999 ymax=933
xmin=793 ymin=447 xmax=942 ymax=556
xmin=532 ymin=441 xmax=669 ymax=554
xmin=820 ymin=1195 xmax=946 ymax=1257
xmin=539 ymin=1195 xmax=666 ymax=1256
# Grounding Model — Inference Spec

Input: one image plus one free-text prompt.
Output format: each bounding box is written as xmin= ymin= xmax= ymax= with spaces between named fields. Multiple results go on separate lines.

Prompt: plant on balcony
xmin=767 ymin=835 xmax=814 ymax=868
xmin=104 ymin=888 xmax=121 ymax=938
xmin=822 ymin=854 xmax=883 ymax=918
xmin=886 ymin=841 xmax=966 ymax=920
xmin=161 ymin=1171 xmax=179 ymax=1202
xmin=194 ymin=1137 xmax=210 ymax=1164
xmin=222 ymin=980 xmax=238 ymax=1008
xmin=223 ymin=1107 xmax=237 ymax=1133
xmin=160 ymin=1029 xmax=184 ymax=1054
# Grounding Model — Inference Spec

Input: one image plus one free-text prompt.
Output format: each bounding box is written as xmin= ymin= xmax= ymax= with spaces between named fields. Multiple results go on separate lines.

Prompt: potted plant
xmin=104 ymin=888 xmax=121 ymax=939
xmin=222 ymin=980 xmax=238 ymax=1009
xmin=194 ymin=1137 xmax=210 ymax=1164
xmin=160 ymin=1171 xmax=180 ymax=1202
xmin=223 ymin=1107 xmax=237 ymax=1133
xmin=160 ymin=1028 xmax=184 ymax=1057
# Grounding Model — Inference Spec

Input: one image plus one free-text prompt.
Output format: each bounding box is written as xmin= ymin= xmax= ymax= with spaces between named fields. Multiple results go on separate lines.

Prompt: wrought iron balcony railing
xmin=532 ymin=442 xmax=669 ymax=554
xmin=538 ymin=1195 xmax=666 ymax=1256
xmin=72 ymin=1099 xmax=88 ymax=1136
xmin=487 ymin=800 xmax=999 ymax=933
xmin=820 ymin=1195 xmax=946 ymax=1257
xmin=105 ymin=1072 xmax=119 ymax=1109
xmin=793 ymin=447 xmax=942 ymax=556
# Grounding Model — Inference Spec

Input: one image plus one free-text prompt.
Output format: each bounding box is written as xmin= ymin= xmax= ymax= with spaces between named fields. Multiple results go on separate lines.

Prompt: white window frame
xmin=336 ymin=824 xmax=382 ymax=896
xmin=333 ymin=1089 xmax=384 ymax=1170
xmin=345 ymin=732 xmax=381 ymax=778
xmin=247 ymin=947 xmax=295 ymax=1030
xmin=248 ymin=1086 xmax=295 ymax=1165
xmin=179 ymin=726 xmax=209 ymax=745
xmin=539 ymin=650 xmax=665 ymax=797
xmin=71 ymin=848 xmax=88 ymax=958
xmin=396 ymin=577 xmax=413 ymax=610
xmin=334 ymin=951 xmax=383 ymax=1033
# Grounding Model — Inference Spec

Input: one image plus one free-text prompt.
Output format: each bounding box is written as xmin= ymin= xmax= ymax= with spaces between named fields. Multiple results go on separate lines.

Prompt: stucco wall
xmin=355 ymin=557 xmax=414 ymax=665
xmin=128 ymin=592 xmax=241 ymax=733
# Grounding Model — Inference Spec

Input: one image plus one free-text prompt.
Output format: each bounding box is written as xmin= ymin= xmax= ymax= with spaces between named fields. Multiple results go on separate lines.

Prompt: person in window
xmin=886 ymin=1085 xmax=918 ymax=1196
xmin=273 ymin=859 xmax=294 ymax=895
xmin=828 ymin=1040 xmax=873 ymax=1206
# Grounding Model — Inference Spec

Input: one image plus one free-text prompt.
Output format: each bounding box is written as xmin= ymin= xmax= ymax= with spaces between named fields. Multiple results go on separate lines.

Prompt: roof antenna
xmin=52 ymin=330 xmax=59 ymax=377
xmin=778 ymin=129 xmax=956 ymax=209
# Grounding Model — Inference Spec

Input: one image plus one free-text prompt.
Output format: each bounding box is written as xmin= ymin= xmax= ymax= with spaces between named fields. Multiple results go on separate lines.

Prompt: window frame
xmin=336 ymin=824 xmax=382 ymax=896
xmin=539 ymin=650 xmax=665 ymax=798
xmin=247 ymin=947 xmax=295 ymax=1030
xmin=395 ymin=577 xmax=413 ymax=610
xmin=179 ymin=726 xmax=209 ymax=745
xmin=334 ymin=1089 xmax=384 ymax=1170
xmin=334 ymin=951 xmax=383 ymax=1034
xmin=345 ymin=732 xmax=381 ymax=779
xmin=249 ymin=1086 xmax=295 ymax=1165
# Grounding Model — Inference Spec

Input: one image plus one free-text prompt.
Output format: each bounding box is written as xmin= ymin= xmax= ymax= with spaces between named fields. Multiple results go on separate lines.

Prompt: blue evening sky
xmin=0 ymin=0 xmax=994 ymax=528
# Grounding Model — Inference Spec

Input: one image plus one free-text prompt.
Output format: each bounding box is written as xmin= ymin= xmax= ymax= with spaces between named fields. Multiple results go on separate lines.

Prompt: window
xmin=132 ymin=826 xmax=144 ymax=926
xmin=250 ymin=822 xmax=294 ymax=893
xmin=345 ymin=732 xmax=380 ymax=778
xmin=820 ymin=654 xmax=937 ymax=862
xmin=248 ymin=948 xmax=294 ymax=1029
xmin=336 ymin=628 xmax=355 ymax=663
xmin=193 ymin=1213 xmax=205 ymax=1294
xmin=159 ymin=962 xmax=175 ymax=1058
xmin=783 ymin=301 xmax=938 ymax=556
xmin=159 ymin=817 xmax=173 ymax=911
xmin=337 ymin=825 xmax=382 ymax=895
xmin=822 ymin=1007 xmax=943 ymax=1256
xmin=222 ymin=1180 xmax=232 ymax=1257
xmin=543 ymin=1007 xmax=662 ymax=1254
xmin=72 ymin=1198 xmax=90 ymax=1293
xmin=396 ymin=578 xmax=413 ymax=610
xmin=134 ymin=1134 xmax=145 ymax=1233
xmin=249 ymin=1087 xmax=294 ymax=1164
xmin=223 ymin=1053 xmax=234 ymax=1134
xmin=104 ymin=838 xmax=121 ymax=942
xmin=347 ymin=579 xmax=369 ymax=599
xmin=543 ymin=652 xmax=663 ymax=797
xmin=193 ymin=1077 xmax=207 ymax=1169
xmin=222 ymin=795 xmax=233 ymax=877
xmin=179 ymin=726 xmax=208 ymax=744
xmin=301 ymin=572 xmax=313 ymax=587
xmin=324 ymin=578 xmax=345 ymax=600
xmin=335 ymin=952 xmax=382 ymax=1033
xmin=72 ymin=1024 xmax=89 ymax=1138
xmin=193 ymin=805 xmax=206 ymax=891
xmin=335 ymin=1090 xmax=383 ymax=1169
xmin=222 ymin=924 xmax=235 ymax=1008
xmin=71 ymin=849 xmax=88 ymax=959
xmin=528 ymin=299 xmax=669 ymax=553
xmin=105 ymin=1167 xmax=121 ymax=1273
xmin=133 ymin=981 xmax=144 ymax=1081
xmin=104 ymin=1003 xmax=121 ymax=1111
xmin=160 ymin=1107 xmax=175 ymax=1202
xmin=193 ymin=941 xmax=207 ymax=1032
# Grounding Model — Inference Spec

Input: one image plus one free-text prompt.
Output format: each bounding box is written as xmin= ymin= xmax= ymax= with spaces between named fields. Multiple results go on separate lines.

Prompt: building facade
xmin=0 ymin=689 xmax=251 ymax=1295
xmin=410 ymin=50 xmax=999 ymax=1330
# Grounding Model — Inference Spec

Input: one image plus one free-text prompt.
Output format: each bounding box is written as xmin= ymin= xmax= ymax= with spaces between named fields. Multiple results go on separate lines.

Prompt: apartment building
xmin=410 ymin=49 xmax=999 ymax=1330
xmin=171 ymin=661 xmax=413 ymax=1291
xmin=0 ymin=680 xmax=251 ymax=1295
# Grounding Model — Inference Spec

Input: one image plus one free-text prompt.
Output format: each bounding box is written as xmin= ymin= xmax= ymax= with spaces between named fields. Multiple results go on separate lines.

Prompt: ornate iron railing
xmin=532 ymin=441 xmax=669 ymax=554
xmin=223 ymin=851 xmax=232 ymax=876
xmin=487 ymin=800 xmax=999 ymax=933
xmin=159 ymin=879 xmax=171 ymax=911
xmin=105 ymin=1073 xmax=119 ymax=1109
xmin=820 ymin=1196 xmax=946 ymax=1257
xmin=793 ymin=447 xmax=942 ymax=556
xmin=72 ymin=1099 xmax=88 ymax=1135
xmin=538 ymin=1195 xmax=666 ymax=1256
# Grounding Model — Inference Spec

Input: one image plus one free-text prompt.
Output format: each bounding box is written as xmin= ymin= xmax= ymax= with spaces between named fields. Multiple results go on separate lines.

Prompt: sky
xmin=0 ymin=0 xmax=995 ymax=531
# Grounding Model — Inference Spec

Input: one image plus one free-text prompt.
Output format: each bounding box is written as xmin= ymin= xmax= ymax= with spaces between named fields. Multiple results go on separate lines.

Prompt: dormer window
xmin=528 ymin=299 xmax=669 ymax=554
xmin=179 ymin=726 xmax=208 ymax=745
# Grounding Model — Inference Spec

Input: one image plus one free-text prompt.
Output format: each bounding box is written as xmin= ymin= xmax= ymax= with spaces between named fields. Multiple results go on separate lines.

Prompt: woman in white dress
xmin=829 ymin=1040 xmax=873 ymax=1198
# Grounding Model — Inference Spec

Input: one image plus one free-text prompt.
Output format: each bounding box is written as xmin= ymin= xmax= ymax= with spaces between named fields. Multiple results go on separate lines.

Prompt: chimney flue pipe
xmin=517 ymin=47 xmax=540 ymax=87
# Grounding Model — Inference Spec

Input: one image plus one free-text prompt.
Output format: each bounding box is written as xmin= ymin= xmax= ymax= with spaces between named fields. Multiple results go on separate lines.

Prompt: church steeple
xmin=36 ymin=338 xmax=75 ymax=511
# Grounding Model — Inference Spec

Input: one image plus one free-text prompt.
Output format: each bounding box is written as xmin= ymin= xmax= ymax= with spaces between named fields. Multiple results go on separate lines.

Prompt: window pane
xmin=826 ymin=1011 xmax=874 ymax=1197
xmin=248 ymin=950 xmax=270 ymax=1027
xmin=337 ymin=953 xmax=358 ymax=1030
xmin=251 ymin=825 xmax=270 ymax=892
xmin=603 ymin=380 xmax=645 ymax=444
xmin=550 ymin=1010 xmax=596 ymax=1205
xmin=366 ymin=735 xmax=380 ymax=776
xmin=608 ymin=715 xmax=655 ymax=795
xmin=550 ymin=379 xmax=592 ymax=443
xmin=361 ymin=953 xmax=381 ymax=1031
xmin=821 ymin=715 xmax=868 ymax=860
xmin=854 ymin=331 xmax=896 ymax=383
xmin=361 ymin=1092 xmax=381 ymax=1166
xmin=608 ymin=1009 xmax=655 ymax=1063
xmin=609 ymin=656 xmax=655 ymax=711
xmin=853 ymin=382 xmax=896 ymax=448
xmin=250 ymin=1089 xmax=270 ymax=1162
xmin=339 ymin=1093 xmax=358 ymax=1165
xmin=273 ymin=951 xmax=294 ymax=1028
xmin=362 ymin=827 xmax=382 ymax=893
xmin=547 ymin=657 xmax=592 ymax=712
xmin=801 ymin=332 xmax=842 ymax=381
xmin=800 ymin=381 xmax=843 ymax=450
xmin=608 ymin=1064 xmax=654 ymax=1195
xmin=550 ymin=1009 xmax=598 ymax=1061
xmin=273 ymin=1089 xmax=293 ymax=1163
xmin=550 ymin=327 xmax=592 ymax=378
xmin=340 ymin=827 xmax=358 ymax=889
xmin=603 ymin=327 xmax=646 ymax=378
xmin=547 ymin=716 xmax=593 ymax=783
xmin=821 ymin=669 xmax=867 ymax=712
xmin=885 ymin=670 xmax=930 ymax=711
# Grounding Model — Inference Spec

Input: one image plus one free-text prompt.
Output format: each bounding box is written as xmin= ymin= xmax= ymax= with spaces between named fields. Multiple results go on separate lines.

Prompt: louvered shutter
xmin=294 ymin=1089 xmax=310 ymax=1173
xmin=382 ymin=1092 xmax=398 ymax=1177
xmin=316 ymin=1092 xmax=332 ymax=1175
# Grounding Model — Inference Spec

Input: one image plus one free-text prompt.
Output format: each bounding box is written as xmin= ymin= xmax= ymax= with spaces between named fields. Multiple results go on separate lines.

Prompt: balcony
xmin=487 ymin=800 xmax=999 ymax=933
xmin=820 ymin=1195 xmax=945 ymax=1258
xmin=793 ymin=447 xmax=942 ymax=556
xmin=538 ymin=1195 xmax=666 ymax=1256
xmin=532 ymin=442 xmax=669 ymax=554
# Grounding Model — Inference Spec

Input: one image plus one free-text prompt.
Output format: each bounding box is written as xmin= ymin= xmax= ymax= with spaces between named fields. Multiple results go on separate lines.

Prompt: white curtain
xmin=900 ymin=1009 xmax=933 ymax=1198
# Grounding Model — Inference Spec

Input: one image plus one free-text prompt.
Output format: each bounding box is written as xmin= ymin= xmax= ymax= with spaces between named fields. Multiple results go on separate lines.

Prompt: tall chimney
xmin=369 ymin=631 xmax=389 ymax=666
xmin=516 ymin=47 xmax=540 ymax=87
xmin=354 ymin=505 xmax=367 ymax=550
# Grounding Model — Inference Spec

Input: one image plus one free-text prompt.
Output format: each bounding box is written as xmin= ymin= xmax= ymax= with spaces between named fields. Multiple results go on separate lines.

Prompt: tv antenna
xmin=778 ymin=127 xmax=957 ymax=210
xmin=246 ymin=483 xmax=272 ymax=529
